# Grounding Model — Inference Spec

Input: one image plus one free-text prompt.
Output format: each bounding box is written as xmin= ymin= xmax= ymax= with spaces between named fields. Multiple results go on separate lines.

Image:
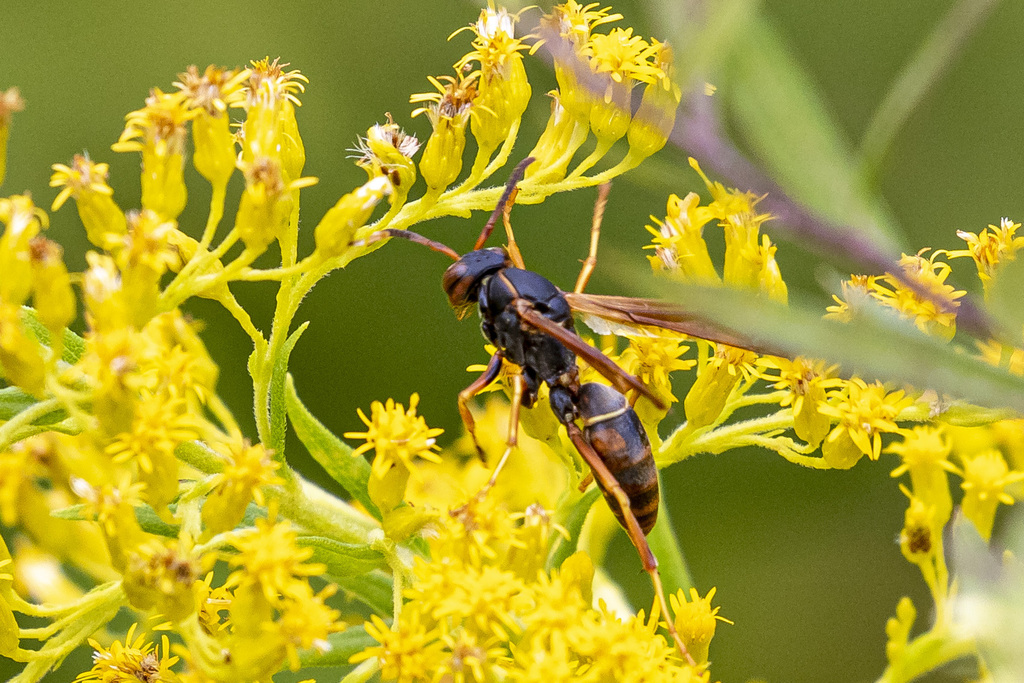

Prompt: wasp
xmin=369 ymin=157 xmax=760 ymax=663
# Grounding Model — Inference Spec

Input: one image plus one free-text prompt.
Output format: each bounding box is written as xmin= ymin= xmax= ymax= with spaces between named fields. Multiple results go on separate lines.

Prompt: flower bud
xmin=29 ymin=237 xmax=76 ymax=336
xmin=0 ymin=88 xmax=25 ymax=188
xmin=50 ymin=155 xmax=128 ymax=249
xmin=314 ymin=176 xmax=391 ymax=260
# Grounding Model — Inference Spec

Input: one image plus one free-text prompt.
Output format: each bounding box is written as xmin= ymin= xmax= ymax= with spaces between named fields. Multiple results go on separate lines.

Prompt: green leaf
xmin=51 ymin=503 xmax=180 ymax=537
xmin=50 ymin=503 xmax=86 ymax=520
xmin=286 ymin=374 xmax=381 ymax=520
xmin=297 ymin=536 xmax=388 ymax=577
xmin=297 ymin=625 xmax=377 ymax=668
xmin=0 ymin=387 xmax=68 ymax=425
xmin=724 ymin=15 xmax=902 ymax=248
xmin=648 ymin=278 xmax=1024 ymax=415
xmin=21 ymin=307 xmax=85 ymax=364
xmin=548 ymin=487 xmax=601 ymax=571
xmin=335 ymin=570 xmax=393 ymax=616
xmin=987 ymin=256 xmax=1024 ymax=344
xmin=269 ymin=321 xmax=309 ymax=460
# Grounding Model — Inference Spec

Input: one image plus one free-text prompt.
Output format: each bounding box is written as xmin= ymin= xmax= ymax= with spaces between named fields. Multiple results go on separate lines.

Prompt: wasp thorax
xmin=442 ymin=247 xmax=510 ymax=319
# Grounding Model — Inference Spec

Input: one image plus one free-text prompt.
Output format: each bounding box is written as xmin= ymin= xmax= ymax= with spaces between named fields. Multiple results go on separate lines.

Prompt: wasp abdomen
xmin=577 ymin=383 xmax=659 ymax=535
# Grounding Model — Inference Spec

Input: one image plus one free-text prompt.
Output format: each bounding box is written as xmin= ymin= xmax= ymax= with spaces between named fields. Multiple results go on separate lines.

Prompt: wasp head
xmin=442 ymin=247 xmax=510 ymax=320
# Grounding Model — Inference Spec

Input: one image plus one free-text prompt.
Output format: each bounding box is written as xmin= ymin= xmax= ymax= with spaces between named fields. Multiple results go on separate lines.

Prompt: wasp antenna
xmin=474 ymin=156 xmax=536 ymax=251
xmin=367 ymin=229 xmax=461 ymax=262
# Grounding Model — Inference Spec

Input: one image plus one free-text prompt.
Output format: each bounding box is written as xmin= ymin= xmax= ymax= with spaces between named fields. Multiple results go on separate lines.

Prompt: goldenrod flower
xmin=627 ymin=41 xmax=682 ymax=161
xmin=645 ymin=192 xmax=720 ymax=284
xmin=313 ymin=175 xmax=391 ymax=260
xmin=411 ymin=73 xmax=476 ymax=194
xmin=960 ymin=449 xmax=1024 ymax=541
xmin=71 ymin=474 xmax=147 ymax=570
xmin=50 ymin=154 xmax=128 ymax=248
xmin=122 ymin=539 xmax=198 ymax=621
xmin=948 ymin=217 xmax=1024 ymax=296
xmin=454 ymin=6 xmax=532 ymax=156
xmin=898 ymin=485 xmax=938 ymax=567
xmin=354 ymin=608 xmax=447 ymax=680
xmin=352 ymin=115 xmax=419 ymax=204
xmin=225 ymin=516 xmax=325 ymax=602
xmin=175 ymin=65 xmax=249 ymax=187
xmin=670 ymin=586 xmax=732 ymax=665
xmin=616 ymin=334 xmax=695 ymax=408
xmin=76 ymin=623 xmax=179 ymax=683
xmin=757 ymin=356 xmax=842 ymax=448
xmin=684 ymin=344 xmax=758 ymax=429
xmin=116 ymin=210 xmax=181 ymax=326
xmin=112 ymin=89 xmax=194 ymax=220
xmin=825 ymin=274 xmax=879 ymax=322
xmin=819 ymin=379 xmax=913 ymax=469
xmin=0 ymin=302 xmax=46 ymax=396
xmin=234 ymin=156 xmax=317 ymax=252
xmin=274 ymin=582 xmax=344 ymax=671
xmin=869 ymin=249 xmax=964 ymax=340
xmin=345 ymin=393 xmax=444 ymax=481
xmin=0 ymin=193 xmax=47 ymax=307
xmin=29 ymin=237 xmax=76 ymax=337
xmin=241 ymin=57 xmax=308 ymax=180
xmin=887 ymin=425 xmax=957 ymax=525
xmin=201 ymin=439 xmax=284 ymax=535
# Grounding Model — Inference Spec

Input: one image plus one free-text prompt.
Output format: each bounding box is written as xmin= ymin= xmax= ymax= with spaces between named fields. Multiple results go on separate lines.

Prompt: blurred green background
xmin=2 ymin=0 xmax=1022 ymax=681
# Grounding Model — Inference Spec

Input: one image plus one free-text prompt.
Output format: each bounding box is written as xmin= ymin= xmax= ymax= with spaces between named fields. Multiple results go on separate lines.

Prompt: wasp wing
xmin=514 ymin=303 xmax=666 ymax=410
xmin=564 ymin=292 xmax=777 ymax=355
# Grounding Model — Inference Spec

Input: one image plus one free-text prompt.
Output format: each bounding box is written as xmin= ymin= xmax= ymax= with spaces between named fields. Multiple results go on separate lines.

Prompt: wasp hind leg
xmin=574 ymin=182 xmax=611 ymax=294
xmin=564 ymin=421 xmax=697 ymax=666
xmin=458 ymin=351 xmax=505 ymax=461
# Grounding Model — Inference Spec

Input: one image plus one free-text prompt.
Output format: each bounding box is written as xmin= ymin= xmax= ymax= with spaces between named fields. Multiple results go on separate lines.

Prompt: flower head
xmin=345 ymin=393 xmax=444 ymax=481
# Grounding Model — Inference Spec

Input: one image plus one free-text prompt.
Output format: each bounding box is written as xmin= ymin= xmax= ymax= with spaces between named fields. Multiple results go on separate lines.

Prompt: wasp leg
xmin=458 ymin=351 xmax=505 ymax=460
xmin=475 ymin=156 xmax=535 ymax=251
xmin=577 ymin=472 xmax=594 ymax=492
xmin=502 ymin=187 xmax=527 ymax=269
xmin=573 ymin=182 xmax=611 ymax=294
xmin=564 ymin=421 xmax=696 ymax=666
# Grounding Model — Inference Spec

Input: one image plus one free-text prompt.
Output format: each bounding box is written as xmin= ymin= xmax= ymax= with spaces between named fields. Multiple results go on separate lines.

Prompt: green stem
xmin=648 ymin=482 xmax=693 ymax=595
xmin=659 ymin=410 xmax=796 ymax=467
xmin=275 ymin=475 xmax=380 ymax=543
xmin=0 ymin=398 xmax=62 ymax=451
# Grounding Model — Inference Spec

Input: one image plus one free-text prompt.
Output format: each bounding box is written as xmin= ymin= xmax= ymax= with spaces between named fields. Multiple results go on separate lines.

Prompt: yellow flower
xmin=50 ymin=154 xmax=128 ymax=248
xmin=670 ymin=586 xmax=732 ymax=665
xmin=757 ymin=356 xmax=842 ymax=449
xmin=241 ymin=57 xmax=309 ymax=180
xmin=819 ymin=378 xmax=912 ymax=468
xmin=683 ymin=344 xmax=758 ymax=429
xmin=454 ymin=6 xmax=533 ymax=155
xmin=29 ymin=237 xmax=76 ymax=337
xmin=869 ymin=249 xmax=964 ymax=340
xmin=0 ymin=193 xmax=47 ymax=307
xmin=234 ymin=155 xmax=318 ymax=252
xmin=645 ymin=192 xmax=719 ymax=281
xmin=616 ymin=334 xmax=695 ymax=407
xmin=313 ymin=175 xmax=392 ymax=260
xmin=345 ymin=394 xmax=444 ymax=481
xmin=202 ymin=439 xmax=283 ymax=535
xmin=111 ymin=89 xmax=194 ymax=220
xmin=352 ymin=115 xmax=419 ymax=205
xmin=175 ymin=65 xmax=249 ymax=187
xmin=897 ymin=485 xmax=938 ymax=567
xmin=123 ymin=538 xmax=198 ymax=621
xmin=887 ymin=425 xmax=957 ymax=525
xmin=76 ymin=623 xmax=179 ymax=683
xmin=947 ymin=217 xmax=1024 ymax=296
xmin=411 ymin=73 xmax=476 ymax=193
xmin=627 ymin=41 xmax=682 ymax=161
xmin=960 ymin=449 xmax=1024 ymax=542
xmin=825 ymin=275 xmax=879 ymax=323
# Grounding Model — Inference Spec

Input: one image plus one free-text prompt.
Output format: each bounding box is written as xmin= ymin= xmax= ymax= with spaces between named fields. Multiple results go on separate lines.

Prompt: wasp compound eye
xmin=442 ymin=248 xmax=510 ymax=318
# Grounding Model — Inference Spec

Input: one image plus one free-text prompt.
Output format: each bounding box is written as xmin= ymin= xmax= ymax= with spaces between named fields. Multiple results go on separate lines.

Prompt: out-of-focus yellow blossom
xmin=71 ymin=474 xmax=147 ymax=571
xmin=975 ymin=338 xmax=1024 ymax=377
xmin=112 ymin=89 xmax=194 ymax=220
xmin=960 ymin=449 xmax=1024 ymax=541
xmin=757 ymin=356 xmax=842 ymax=449
xmin=0 ymin=87 xmax=25 ymax=187
xmin=947 ymin=217 xmax=1024 ymax=296
xmin=50 ymin=154 xmax=128 ymax=248
xmin=583 ymin=27 xmax=659 ymax=146
xmin=122 ymin=538 xmax=197 ymax=621
xmin=75 ymin=623 xmax=179 ymax=683
xmin=627 ymin=41 xmax=682 ymax=162
xmin=819 ymin=379 xmax=913 ymax=469
xmin=29 ymin=237 xmax=76 ymax=338
xmin=175 ymin=65 xmax=249 ymax=188
xmin=201 ymin=439 xmax=283 ymax=536
xmin=670 ymin=587 xmax=731 ymax=666
xmin=0 ymin=194 xmax=47 ymax=307
xmin=411 ymin=73 xmax=477 ymax=194
xmin=825 ymin=274 xmax=879 ymax=323
xmin=887 ymin=425 xmax=957 ymax=525
xmin=884 ymin=597 xmax=917 ymax=666
xmin=869 ymin=249 xmax=964 ymax=340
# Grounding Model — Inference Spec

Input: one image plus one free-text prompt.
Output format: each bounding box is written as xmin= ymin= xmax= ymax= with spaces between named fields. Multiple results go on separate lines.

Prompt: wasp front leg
xmin=458 ymin=350 xmax=505 ymax=460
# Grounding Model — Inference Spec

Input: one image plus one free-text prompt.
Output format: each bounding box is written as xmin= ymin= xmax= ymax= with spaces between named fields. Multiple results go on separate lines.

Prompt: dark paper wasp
xmin=369 ymin=157 xmax=759 ymax=663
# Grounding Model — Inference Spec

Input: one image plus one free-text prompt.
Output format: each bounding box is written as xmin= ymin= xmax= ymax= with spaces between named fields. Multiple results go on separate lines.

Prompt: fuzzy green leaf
xmin=297 ymin=625 xmax=377 ymax=668
xmin=335 ymin=570 xmax=393 ymax=616
xmin=269 ymin=322 xmax=310 ymax=460
xmin=286 ymin=374 xmax=381 ymax=520
xmin=297 ymin=535 xmax=387 ymax=577
xmin=21 ymin=307 xmax=85 ymax=364
xmin=646 ymin=278 xmax=1024 ymax=415
xmin=724 ymin=15 xmax=901 ymax=248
